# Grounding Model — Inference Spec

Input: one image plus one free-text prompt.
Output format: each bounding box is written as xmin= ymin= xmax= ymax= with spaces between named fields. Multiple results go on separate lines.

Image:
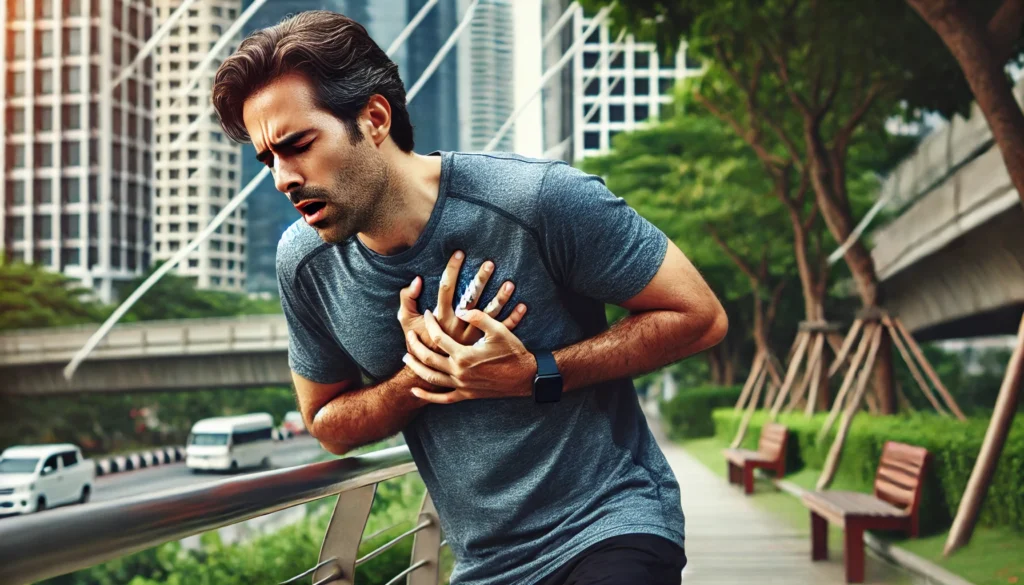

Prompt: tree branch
xmin=695 ymin=91 xmax=788 ymax=171
xmin=705 ymin=223 xmax=760 ymax=283
xmin=989 ymin=0 xmax=1024 ymax=64
xmin=761 ymin=40 xmax=813 ymax=116
xmin=833 ymin=79 xmax=884 ymax=158
xmin=765 ymin=279 xmax=788 ymax=332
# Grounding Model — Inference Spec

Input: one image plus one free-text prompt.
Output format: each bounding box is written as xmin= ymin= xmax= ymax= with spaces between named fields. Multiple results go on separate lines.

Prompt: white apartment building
xmin=153 ymin=0 xmax=246 ymax=292
xmin=2 ymin=0 xmax=156 ymax=303
xmin=572 ymin=11 xmax=704 ymax=160
xmin=457 ymin=0 xmax=515 ymax=152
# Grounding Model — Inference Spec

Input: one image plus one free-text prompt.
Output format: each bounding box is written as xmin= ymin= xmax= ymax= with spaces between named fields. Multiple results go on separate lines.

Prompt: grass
xmin=678 ymin=436 xmax=1024 ymax=585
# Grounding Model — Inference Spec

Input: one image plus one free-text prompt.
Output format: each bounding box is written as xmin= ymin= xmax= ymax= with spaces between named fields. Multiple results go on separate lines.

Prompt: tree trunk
xmin=787 ymin=207 xmax=826 ymax=322
xmin=907 ymin=0 xmax=1024 ymax=205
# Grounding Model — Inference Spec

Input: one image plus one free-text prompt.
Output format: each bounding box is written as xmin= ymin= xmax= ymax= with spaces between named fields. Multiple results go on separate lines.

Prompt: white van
xmin=185 ymin=413 xmax=275 ymax=472
xmin=0 ymin=444 xmax=95 ymax=515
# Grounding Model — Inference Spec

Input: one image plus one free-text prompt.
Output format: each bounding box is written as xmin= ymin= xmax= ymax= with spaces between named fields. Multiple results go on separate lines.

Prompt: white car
xmin=186 ymin=413 xmax=275 ymax=472
xmin=0 ymin=444 xmax=95 ymax=515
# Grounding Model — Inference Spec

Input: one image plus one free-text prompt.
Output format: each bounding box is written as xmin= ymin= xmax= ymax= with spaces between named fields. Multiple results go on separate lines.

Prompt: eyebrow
xmin=255 ymin=130 xmax=312 ymax=164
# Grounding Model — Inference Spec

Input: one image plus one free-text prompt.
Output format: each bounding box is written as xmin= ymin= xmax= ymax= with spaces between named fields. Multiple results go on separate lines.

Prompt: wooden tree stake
xmin=805 ymin=348 xmax=825 ymax=417
xmin=819 ymin=323 xmax=876 ymax=442
xmin=829 ymin=318 xmax=864 ymax=377
xmin=883 ymin=316 xmax=948 ymax=416
xmin=731 ymin=360 xmax=770 ymax=448
xmin=736 ymin=352 xmax=766 ymax=411
xmin=893 ymin=317 xmax=966 ymax=420
xmin=786 ymin=333 xmax=825 ymax=414
xmin=771 ymin=331 xmax=811 ymax=418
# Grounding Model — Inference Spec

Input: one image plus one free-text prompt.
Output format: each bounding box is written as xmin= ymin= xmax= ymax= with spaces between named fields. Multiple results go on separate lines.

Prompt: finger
xmin=406 ymin=330 xmax=455 ymax=374
xmin=458 ymin=309 xmax=509 ymax=338
xmin=398 ymin=276 xmax=422 ymax=318
xmin=402 ymin=352 xmax=458 ymax=388
xmin=502 ymin=303 xmax=528 ymax=331
xmin=435 ymin=251 xmax=465 ymax=318
xmin=423 ymin=309 xmax=468 ymax=357
xmin=458 ymin=261 xmax=495 ymax=312
xmin=411 ymin=387 xmax=469 ymax=405
xmin=482 ymin=281 xmax=514 ymax=318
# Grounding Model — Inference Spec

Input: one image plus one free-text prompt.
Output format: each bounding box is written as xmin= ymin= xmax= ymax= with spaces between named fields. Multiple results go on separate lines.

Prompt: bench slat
xmin=874 ymin=479 xmax=914 ymax=509
xmin=876 ymin=466 xmax=920 ymax=490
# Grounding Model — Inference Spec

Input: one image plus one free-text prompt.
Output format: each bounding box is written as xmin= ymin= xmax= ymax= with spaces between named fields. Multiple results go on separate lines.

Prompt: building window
xmin=110 ymin=247 xmax=121 ymax=268
xmin=38 ymin=0 xmax=55 ymax=17
xmin=65 ymin=0 xmax=83 ymax=16
xmin=635 ymin=78 xmax=650 ymax=96
xmin=89 ymin=177 xmax=99 ymax=202
xmin=35 ymin=179 xmax=53 ymax=204
xmin=188 ymin=259 xmax=198 ymax=268
xmin=8 ymin=71 xmax=26 ymax=97
xmin=211 ymin=258 xmax=222 ymax=269
xmin=659 ymin=78 xmax=675 ymax=94
xmin=609 ymin=104 xmax=625 ymax=122
xmin=34 ymin=215 xmax=53 ymax=239
xmin=88 ymin=246 xmax=98 ymax=268
xmin=62 ymin=141 xmax=81 ymax=166
xmin=610 ymin=53 xmax=625 ymax=69
xmin=37 ymin=30 xmax=55 ymax=57
xmin=62 ymin=178 xmax=81 ymax=203
xmin=583 ymin=131 xmax=600 ymax=150
xmin=634 ymin=104 xmax=650 ymax=122
xmin=10 ymin=31 xmax=27 ymax=59
xmin=63 ymin=247 xmax=81 ymax=267
xmin=62 ymin=214 xmax=81 ymax=238
xmin=582 ymin=52 xmax=599 ymax=68
xmin=188 ymin=42 xmax=199 ymax=52
xmin=6 ymin=107 xmax=26 ymax=133
xmin=63 ymin=66 xmax=82 ymax=93
xmin=610 ymin=78 xmax=625 ymax=96
xmin=35 ymin=106 xmax=53 ymax=132
xmin=35 ymin=143 xmax=54 ymax=168
xmin=7 ymin=145 xmax=26 ymax=169
xmin=8 ymin=181 xmax=26 ymax=205
xmin=36 ymin=69 xmax=54 ymax=95
xmin=169 ymin=241 xmax=180 ymax=251
xmin=635 ymin=52 xmax=650 ymax=69
xmin=187 ymin=204 xmax=198 ymax=214
xmin=169 ymin=205 xmax=179 ymax=214
xmin=64 ymin=28 xmax=83 ymax=55
xmin=584 ymin=79 xmax=600 ymax=96
xmin=169 ymin=223 xmax=180 ymax=233
xmin=8 ymin=217 xmax=25 ymax=240
xmin=62 ymin=105 xmax=82 ymax=130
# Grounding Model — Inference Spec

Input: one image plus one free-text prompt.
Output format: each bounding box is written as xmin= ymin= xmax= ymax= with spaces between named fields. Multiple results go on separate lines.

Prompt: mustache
xmin=289 ymin=187 xmax=330 ymax=207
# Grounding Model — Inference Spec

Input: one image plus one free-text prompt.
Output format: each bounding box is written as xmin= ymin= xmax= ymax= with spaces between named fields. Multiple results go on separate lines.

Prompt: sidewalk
xmin=650 ymin=419 xmax=916 ymax=585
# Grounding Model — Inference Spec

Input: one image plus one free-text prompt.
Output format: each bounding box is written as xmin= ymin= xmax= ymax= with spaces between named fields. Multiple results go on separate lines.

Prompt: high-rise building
xmin=572 ymin=10 xmax=703 ymax=160
xmin=457 ymin=0 xmax=515 ymax=152
xmin=406 ymin=0 xmax=460 ymax=154
xmin=541 ymin=0 xmax=576 ymax=162
xmin=2 ymin=0 xmax=156 ymax=303
xmin=152 ymin=0 xmax=247 ymax=292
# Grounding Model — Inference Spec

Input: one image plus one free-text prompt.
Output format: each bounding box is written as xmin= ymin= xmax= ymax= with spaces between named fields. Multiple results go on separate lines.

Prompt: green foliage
xmin=0 ymin=261 xmax=106 ymax=332
xmin=711 ymin=409 xmax=1024 ymax=533
xmin=660 ymin=385 xmax=742 ymax=439
xmin=116 ymin=262 xmax=281 ymax=323
xmin=41 ymin=474 xmax=453 ymax=585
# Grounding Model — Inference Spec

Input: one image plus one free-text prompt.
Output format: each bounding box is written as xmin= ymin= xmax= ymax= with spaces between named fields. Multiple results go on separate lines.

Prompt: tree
xmin=579 ymin=0 xmax=941 ymax=412
xmin=0 ymin=260 xmax=106 ymax=332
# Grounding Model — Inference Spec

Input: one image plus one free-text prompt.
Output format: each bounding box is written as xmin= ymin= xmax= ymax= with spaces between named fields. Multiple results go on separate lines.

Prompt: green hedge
xmin=660 ymin=385 xmax=742 ymax=440
xmin=711 ymin=409 xmax=1024 ymax=534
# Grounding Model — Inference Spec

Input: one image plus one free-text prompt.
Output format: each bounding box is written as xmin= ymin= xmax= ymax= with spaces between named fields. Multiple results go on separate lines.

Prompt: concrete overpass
xmin=870 ymin=83 xmax=1024 ymax=341
xmin=0 ymin=315 xmax=291 ymax=395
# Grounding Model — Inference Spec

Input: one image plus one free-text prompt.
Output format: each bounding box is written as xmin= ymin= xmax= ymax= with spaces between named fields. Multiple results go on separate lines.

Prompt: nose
xmin=273 ymin=159 xmax=304 ymax=194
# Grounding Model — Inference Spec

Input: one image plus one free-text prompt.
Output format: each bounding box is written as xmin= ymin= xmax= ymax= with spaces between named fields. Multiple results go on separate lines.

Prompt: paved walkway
xmin=650 ymin=419 xmax=916 ymax=585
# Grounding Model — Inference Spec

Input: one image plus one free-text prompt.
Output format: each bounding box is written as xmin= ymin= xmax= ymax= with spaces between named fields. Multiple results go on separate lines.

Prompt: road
xmin=92 ymin=436 xmax=327 ymax=503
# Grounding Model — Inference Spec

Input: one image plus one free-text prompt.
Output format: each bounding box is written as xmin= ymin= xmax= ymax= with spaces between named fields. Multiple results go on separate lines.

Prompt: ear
xmin=364 ymin=95 xmax=393 ymax=147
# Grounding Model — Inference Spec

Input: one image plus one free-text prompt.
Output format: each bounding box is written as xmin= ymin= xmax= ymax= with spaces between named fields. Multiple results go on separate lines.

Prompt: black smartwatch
xmin=533 ymin=351 xmax=562 ymax=404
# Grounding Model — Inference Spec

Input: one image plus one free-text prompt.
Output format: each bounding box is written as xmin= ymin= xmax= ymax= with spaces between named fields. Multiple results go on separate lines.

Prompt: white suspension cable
xmin=541 ymin=1 xmax=580 ymax=48
xmin=64 ymin=6 xmax=441 ymax=380
xmin=385 ymin=0 xmax=438 ymax=56
xmin=407 ymin=0 xmax=481 ymax=102
xmin=112 ymin=0 xmax=199 ymax=89
xmin=484 ymin=6 xmax=613 ymax=152
xmin=827 ymin=179 xmax=895 ymax=266
xmin=168 ymin=0 xmax=270 ymax=113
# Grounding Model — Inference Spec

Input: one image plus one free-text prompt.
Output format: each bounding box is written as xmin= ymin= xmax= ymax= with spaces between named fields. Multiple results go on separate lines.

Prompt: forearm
xmin=554 ymin=309 xmax=728 ymax=392
xmin=310 ymin=367 xmax=431 ymax=454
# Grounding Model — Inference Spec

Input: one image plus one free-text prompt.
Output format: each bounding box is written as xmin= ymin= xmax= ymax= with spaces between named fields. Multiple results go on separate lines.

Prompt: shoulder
xmin=445 ymin=152 xmax=603 ymax=227
xmin=275 ymin=218 xmax=332 ymax=286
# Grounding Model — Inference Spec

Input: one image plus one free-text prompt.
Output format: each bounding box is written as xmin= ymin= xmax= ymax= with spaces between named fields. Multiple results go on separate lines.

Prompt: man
xmin=213 ymin=11 xmax=727 ymax=585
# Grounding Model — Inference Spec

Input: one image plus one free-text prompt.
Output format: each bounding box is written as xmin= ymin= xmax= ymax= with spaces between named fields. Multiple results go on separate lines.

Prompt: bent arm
xmin=554 ymin=240 xmax=728 ymax=391
xmin=293 ymin=367 xmax=431 ymax=455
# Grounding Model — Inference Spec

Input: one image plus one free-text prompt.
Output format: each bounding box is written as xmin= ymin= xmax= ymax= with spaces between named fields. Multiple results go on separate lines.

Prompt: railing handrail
xmin=0 ymin=446 xmax=417 ymax=585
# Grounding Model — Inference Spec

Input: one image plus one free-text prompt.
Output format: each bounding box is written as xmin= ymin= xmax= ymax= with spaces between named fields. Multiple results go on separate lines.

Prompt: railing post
xmin=316 ymin=484 xmax=376 ymax=585
xmin=407 ymin=492 xmax=441 ymax=585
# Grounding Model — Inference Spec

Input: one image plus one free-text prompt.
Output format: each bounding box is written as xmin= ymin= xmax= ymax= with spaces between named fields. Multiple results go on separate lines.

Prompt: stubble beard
xmin=315 ymin=152 xmax=394 ymax=245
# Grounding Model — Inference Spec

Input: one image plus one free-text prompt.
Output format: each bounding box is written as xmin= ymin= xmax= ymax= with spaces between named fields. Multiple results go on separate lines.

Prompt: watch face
xmin=534 ymin=375 xmax=562 ymax=403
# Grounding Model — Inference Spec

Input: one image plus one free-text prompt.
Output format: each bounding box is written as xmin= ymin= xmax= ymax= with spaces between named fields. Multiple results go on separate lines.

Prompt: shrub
xmin=711 ymin=409 xmax=1024 ymax=534
xmin=660 ymin=385 xmax=742 ymax=440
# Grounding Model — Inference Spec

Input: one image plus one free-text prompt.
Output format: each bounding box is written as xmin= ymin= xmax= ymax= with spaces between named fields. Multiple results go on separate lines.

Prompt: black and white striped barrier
xmin=95 ymin=445 xmax=186 ymax=477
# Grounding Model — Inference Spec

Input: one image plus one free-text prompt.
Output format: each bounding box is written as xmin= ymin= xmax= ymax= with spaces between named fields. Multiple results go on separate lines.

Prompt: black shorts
xmin=535 ymin=533 xmax=687 ymax=585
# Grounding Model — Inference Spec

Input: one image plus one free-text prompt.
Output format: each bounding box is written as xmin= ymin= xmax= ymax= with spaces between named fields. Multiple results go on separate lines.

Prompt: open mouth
xmin=296 ymin=200 xmax=328 ymax=224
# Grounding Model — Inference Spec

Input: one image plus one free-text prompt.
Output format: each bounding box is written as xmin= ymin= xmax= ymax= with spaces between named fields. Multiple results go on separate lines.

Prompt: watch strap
xmin=535 ymin=351 xmax=558 ymax=377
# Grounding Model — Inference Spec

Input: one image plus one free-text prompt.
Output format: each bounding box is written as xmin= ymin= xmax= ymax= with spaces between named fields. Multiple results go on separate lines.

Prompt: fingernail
xmin=483 ymin=262 xmax=493 ymax=272
xmin=504 ymin=282 xmax=513 ymax=292
xmin=455 ymin=250 xmax=464 ymax=260
xmin=402 ymin=353 xmax=412 ymax=365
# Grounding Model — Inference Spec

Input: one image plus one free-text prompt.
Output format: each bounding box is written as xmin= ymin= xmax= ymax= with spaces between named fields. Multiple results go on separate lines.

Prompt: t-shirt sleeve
xmin=536 ymin=162 xmax=668 ymax=305
xmin=277 ymin=249 xmax=361 ymax=385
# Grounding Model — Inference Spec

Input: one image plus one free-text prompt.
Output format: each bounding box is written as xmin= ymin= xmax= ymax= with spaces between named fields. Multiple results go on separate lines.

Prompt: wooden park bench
xmin=802 ymin=441 xmax=929 ymax=583
xmin=723 ymin=423 xmax=789 ymax=495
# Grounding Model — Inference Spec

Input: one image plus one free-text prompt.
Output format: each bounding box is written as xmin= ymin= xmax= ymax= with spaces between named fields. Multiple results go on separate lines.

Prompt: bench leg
xmin=844 ymin=523 xmax=865 ymax=583
xmin=811 ymin=511 xmax=828 ymax=561
xmin=727 ymin=461 xmax=738 ymax=485
xmin=743 ymin=464 xmax=755 ymax=495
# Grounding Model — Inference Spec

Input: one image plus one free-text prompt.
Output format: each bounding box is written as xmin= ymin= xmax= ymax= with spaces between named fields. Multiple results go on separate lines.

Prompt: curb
xmin=772 ymin=477 xmax=976 ymax=585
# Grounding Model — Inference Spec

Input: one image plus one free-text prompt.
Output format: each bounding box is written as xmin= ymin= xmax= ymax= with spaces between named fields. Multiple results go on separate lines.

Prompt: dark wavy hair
xmin=212 ymin=10 xmax=414 ymax=152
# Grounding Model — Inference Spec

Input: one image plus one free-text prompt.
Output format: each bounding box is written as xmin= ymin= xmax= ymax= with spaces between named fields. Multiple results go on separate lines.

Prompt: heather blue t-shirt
xmin=277 ymin=152 xmax=684 ymax=585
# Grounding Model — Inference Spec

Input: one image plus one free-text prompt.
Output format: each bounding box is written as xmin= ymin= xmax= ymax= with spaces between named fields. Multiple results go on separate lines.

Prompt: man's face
xmin=242 ymin=72 xmax=390 ymax=244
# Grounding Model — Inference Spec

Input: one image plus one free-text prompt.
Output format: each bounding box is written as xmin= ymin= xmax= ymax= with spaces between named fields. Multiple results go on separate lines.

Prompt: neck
xmin=357 ymin=150 xmax=443 ymax=256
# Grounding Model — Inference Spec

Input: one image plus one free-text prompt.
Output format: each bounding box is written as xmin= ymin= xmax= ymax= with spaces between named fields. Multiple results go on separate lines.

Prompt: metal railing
xmin=0 ymin=446 xmax=446 ymax=585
